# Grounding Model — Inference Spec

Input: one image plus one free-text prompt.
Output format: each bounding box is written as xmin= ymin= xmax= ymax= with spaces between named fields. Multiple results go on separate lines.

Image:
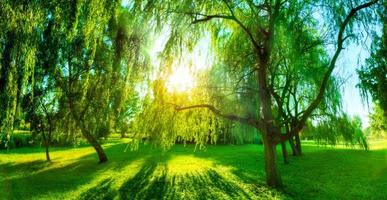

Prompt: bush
xmin=0 ymin=132 xmax=33 ymax=149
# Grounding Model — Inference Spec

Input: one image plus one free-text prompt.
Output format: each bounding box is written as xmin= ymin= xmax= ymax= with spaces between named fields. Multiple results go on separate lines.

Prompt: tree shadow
xmin=0 ymin=143 xmax=146 ymax=199
xmin=2 ymin=143 xmax=385 ymax=199
xmin=118 ymin=158 xmax=260 ymax=200
xmin=168 ymin=169 xmax=254 ymax=200
xmin=0 ymin=160 xmax=53 ymax=179
xmin=156 ymin=144 xmax=386 ymax=199
xmin=78 ymin=178 xmax=117 ymax=200
xmin=119 ymin=160 xmax=167 ymax=200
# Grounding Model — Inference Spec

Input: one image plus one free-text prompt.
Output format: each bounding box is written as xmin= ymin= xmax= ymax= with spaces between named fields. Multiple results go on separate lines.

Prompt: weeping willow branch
xmin=280 ymin=0 xmax=379 ymax=144
xmin=173 ymin=104 xmax=264 ymax=131
xmin=176 ymin=8 xmax=261 ymax=51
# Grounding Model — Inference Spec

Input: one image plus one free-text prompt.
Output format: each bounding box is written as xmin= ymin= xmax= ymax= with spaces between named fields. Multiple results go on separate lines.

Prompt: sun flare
xmin=166 ymin=67 xmax=195 ymax=93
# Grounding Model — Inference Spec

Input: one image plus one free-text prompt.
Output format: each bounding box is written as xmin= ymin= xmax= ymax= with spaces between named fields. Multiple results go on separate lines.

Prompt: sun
xmin=166 ymin=67 xmax=195 ymax=93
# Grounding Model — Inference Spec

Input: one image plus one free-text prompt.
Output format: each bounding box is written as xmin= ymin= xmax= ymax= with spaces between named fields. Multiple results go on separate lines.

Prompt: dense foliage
xmin=358 ymin=2 xmax=386 ymax=113
xmin=0 ymin=0 xmax=383 ymax=188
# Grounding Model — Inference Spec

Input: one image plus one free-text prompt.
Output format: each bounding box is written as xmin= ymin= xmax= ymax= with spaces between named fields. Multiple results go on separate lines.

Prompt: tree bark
xmin=41 ymin=127 xmax=51 ymax=162
xmin=262 ymin=134 xmax=282 ymax=187
xmin=44 ymin=140 xmax=51 ymax=162
xmin=79 ymin=121 xmax=108 ymax=163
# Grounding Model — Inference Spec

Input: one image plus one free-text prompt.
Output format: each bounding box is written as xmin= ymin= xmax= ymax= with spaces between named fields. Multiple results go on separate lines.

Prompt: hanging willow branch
xmin=280 ymin=0 xmax=379 ymax=144
xmin=173 ymin=104 xmax=264 ymax=131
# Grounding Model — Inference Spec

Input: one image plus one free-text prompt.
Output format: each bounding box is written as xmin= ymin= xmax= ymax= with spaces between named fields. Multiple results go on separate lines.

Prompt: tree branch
xmin=191 ymin=14 xmax=235 ymax=24
xmin=184 ymin=5 xmax=261 ymax=51
xmin=280 ymin=0 xmax=378 ymax=144
xmin=174 ymin=104 xmax=264 ymax=131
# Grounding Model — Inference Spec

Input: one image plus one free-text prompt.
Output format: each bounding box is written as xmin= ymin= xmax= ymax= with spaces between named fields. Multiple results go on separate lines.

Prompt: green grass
xmin=0 ymin=140 xmax=386 ymax=200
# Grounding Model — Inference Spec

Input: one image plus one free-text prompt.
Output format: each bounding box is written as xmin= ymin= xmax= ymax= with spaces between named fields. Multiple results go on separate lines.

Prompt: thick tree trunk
xmin=281 ymin=141 xmax=289 ymax=164
xmin=71 ymin=113 xmax=108 ymax=163
xmin=262 ymin=135 xmax=282 ymax=187
xmin=79 ymin=123 xmax=108 ymax=163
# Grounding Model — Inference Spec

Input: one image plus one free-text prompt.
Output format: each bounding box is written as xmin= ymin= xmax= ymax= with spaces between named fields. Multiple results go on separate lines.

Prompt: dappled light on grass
xmin=0 ymin=142 xmax=386 ymax=199
xmin=0 ymin=146 xmax=96 ymax=180
xmin=166 ymin=155 xmax=214 ymax=175
xmin=0 ymin=143 xmax=284 ymax=199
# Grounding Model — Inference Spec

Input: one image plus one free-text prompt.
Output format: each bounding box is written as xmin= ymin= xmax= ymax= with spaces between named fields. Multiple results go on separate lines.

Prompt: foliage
xmin=0 ymin=0 xmax=383 ymax=187
xmin=141 ymin=0 xmax=378 ymax=153
xmin=0 ymin=132 xmax=32 ymax=149
xmin=367 ymin=104 xmax=387 ymax=138
xmin=0 ymin=1 xmax=152 ymax=161
xmin=0 ymin=1 xmax=43 ymax=140
xmin=357 ymin=2 xmax=387 ymax=115
xmin=131 ymin=80 xmax=219 ymax=150
xmin=302 ymin=114 xmax=368 ymax=149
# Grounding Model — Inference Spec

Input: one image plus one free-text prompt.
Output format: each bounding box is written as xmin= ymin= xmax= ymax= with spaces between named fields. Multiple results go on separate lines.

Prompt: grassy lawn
xmin=0 ymin=141 xmax=386 ymax=200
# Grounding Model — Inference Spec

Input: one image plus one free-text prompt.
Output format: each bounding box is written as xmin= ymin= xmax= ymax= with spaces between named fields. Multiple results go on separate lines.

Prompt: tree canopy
xmin=0 ymin=0 xmax=383 ymax=188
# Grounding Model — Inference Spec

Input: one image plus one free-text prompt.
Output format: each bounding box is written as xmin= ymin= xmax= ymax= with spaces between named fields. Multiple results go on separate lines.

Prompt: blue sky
xmin=336 ymin=42 xmax=372 ymax=128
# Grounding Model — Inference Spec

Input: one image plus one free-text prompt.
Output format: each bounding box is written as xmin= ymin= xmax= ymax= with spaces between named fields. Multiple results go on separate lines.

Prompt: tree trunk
xmin=44 ymin=140 xmax=51 ymax=162
xmin=41 ymin=128 xmax=51 ymax=162
xmin=262 ymin=135 xmax=282 ymax=187
xmin=281 ymin=141 xmax=289 ymax=164
xmin=79 ymin=122 xmax=108 ymax=163
xmin=294 ymin=133 xmax=302 ymax=155
xmin=289 ymin=137 xmax=301 ymax=156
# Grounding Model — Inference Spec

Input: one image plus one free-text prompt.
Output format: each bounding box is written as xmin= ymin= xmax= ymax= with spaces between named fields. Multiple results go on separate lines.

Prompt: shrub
xmin=0 ymin=132 xmax=33 ymax=149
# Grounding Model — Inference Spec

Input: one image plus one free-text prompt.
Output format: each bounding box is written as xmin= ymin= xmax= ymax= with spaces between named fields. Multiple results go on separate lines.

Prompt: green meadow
xmin=1 ymin=140 xmax=386 ymax=200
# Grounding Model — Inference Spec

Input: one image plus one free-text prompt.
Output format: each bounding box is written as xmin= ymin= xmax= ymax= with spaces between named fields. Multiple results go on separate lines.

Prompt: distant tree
xmin=368 ymin=104 xmax=387 ymax=138
xmin=303 ymin=114 xmax=368 ymax=149
xmin=30 ymin=95 xmax=57 ymax=162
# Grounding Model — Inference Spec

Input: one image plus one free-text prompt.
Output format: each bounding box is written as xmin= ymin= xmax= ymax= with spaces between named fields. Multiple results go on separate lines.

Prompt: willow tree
xmin=0 ymin=1 xmax=43 ymax=147
xmin=38 ymin=0 xmax=150 ymax=162
xmin=143 ymin=0 xmax=380 ymax=187
xmin=1 ymin=0 xmax=150 ymax=162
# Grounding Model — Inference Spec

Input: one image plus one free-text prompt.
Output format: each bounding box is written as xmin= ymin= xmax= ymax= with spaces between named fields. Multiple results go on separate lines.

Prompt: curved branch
xmin=185 ymin=3 xmax=261 ymax=51
xmin=174 ymin=104 xmax=264 ymax=131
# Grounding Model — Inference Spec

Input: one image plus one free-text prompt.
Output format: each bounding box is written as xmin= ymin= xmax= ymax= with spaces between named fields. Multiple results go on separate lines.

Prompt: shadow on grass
xmin=117 ymin=160 xmax=255 ymax=200
xmin=154 ymin=144 xmax=386 ymax=200
xmin=78 ymin=178 xmax=117 ymax=200
xmin=0 ymin=143 xmax=145 ymax=199
xmin=70 ymin=156 xmax=258 ymax=200
xmin=1 ymin=143 xmax=385 ymax=200
xmin=119 ymin=160 xmax=167 ymax=200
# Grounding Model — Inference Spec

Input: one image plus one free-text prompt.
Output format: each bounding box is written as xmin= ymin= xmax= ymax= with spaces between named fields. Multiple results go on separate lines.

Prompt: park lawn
xmin=0 ymin=141 xmax=386 ymax=200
